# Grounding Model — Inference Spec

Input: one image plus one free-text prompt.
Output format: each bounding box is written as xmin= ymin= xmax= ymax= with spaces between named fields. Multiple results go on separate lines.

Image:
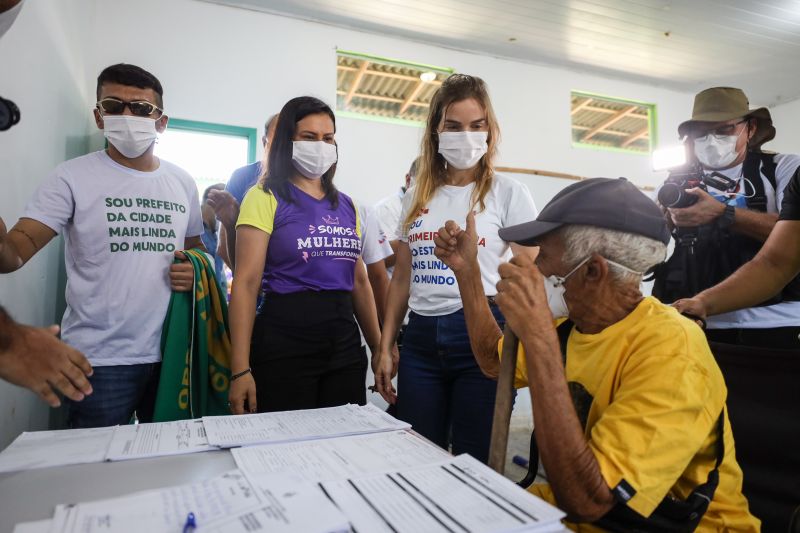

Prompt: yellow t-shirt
xmin=503 ymin=297 xmax=759 ymax=532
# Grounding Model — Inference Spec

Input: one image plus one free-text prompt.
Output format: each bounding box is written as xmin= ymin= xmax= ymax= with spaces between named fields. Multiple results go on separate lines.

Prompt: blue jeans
xmin=65 ymin=363 xmax=161 ymax=428
xmin=396 ymin=306 xmax=511 ymax=463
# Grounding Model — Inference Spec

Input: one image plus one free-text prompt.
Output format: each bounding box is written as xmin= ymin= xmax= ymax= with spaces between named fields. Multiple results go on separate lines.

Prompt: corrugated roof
xmin=571 ymin=93 xmax=652 ymax=152
xmin=336 ymin=53 xmax=450 ymax=122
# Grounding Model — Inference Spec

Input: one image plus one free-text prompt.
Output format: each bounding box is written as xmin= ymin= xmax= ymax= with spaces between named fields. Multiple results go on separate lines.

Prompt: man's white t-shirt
xmin=358 ymin=203 xmax=393 ymax=266
xmin=399 ymin=174 xmax=537 ymax=316
xmin=23 ymin=151 xmax=204 ymax=366
xmin=375 ymin=188 xmax=405 ymax=242
xmin=375 ymin=187 xmax=405 ymax=278
xmin=703 ymin=153 xmax=800 ymax=329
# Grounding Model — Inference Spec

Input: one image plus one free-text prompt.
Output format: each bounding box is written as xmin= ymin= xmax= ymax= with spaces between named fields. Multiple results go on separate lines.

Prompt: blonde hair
xmin=403 ymin=74 xmax=500 ymax=229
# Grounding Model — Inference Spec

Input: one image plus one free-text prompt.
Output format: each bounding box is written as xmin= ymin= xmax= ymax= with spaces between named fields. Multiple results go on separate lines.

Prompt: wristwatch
xmin=718 ymin=204 xmax=736 ymax=229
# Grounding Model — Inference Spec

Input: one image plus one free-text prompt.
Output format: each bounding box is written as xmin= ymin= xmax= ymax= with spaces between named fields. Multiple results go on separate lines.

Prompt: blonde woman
xmin=374 ymin=74 xmax=537 ymax=462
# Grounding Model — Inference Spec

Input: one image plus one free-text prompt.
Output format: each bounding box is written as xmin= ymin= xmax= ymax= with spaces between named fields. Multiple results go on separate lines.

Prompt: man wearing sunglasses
xmin=0 ymin=63 xmax=204 ymax=429
xmin=653 ymin=88 xmax=800 ymax=529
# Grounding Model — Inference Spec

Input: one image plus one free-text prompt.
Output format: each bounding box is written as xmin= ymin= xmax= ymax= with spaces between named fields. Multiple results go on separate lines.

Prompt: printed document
xmin=203 ymin=404 xmax=409 ymax=448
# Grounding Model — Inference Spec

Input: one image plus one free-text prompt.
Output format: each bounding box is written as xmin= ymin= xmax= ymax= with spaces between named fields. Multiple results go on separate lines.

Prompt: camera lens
xmin=0 ymin=97 xmax=20 ymax=132
xmin=657 ymin=182 xmax=683 ymax=208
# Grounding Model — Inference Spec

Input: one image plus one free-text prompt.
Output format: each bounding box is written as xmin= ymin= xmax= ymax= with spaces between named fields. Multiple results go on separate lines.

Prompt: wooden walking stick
xmin=488 ymin=325 xmax=520 ymax=474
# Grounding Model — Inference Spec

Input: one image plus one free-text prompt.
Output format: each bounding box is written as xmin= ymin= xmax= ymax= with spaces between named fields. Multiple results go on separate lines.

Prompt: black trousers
xmin=250 ymin=290 xmax=367 ymax=413
xmin=706 ymin=329 xmax=800 ymax=533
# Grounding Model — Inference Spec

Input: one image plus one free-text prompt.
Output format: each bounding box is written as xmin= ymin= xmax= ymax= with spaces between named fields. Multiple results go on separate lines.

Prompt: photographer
xmin=654 ymin=87 xmax=800 ymax=530
xmin=656 ymin=87 xmax=800 ymax=342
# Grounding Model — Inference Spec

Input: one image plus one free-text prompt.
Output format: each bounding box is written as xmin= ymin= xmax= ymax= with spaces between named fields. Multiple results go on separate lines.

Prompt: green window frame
xmin=570 ymin=90 xmax=658 ymax=155
xmin=167 ymin=118 xmax=259 ymax=164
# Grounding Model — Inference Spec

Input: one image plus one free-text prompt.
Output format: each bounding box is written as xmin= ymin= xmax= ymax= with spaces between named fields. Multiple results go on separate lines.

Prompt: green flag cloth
xmin=154 ymin=249 xmax=231 ymax=421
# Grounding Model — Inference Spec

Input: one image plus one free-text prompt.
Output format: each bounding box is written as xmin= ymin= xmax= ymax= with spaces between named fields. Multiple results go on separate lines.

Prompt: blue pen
xmin=183 ymin=512 xmax=196 ymax=533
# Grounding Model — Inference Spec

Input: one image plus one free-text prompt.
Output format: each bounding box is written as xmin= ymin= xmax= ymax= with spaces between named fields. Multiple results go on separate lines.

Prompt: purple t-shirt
xmin=237 ymin=183 xmax=362 ymax=294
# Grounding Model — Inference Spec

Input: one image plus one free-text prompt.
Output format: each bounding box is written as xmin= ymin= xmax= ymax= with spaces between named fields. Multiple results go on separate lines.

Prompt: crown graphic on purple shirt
xmin=322 ymin=215 xmax=340 ymax=225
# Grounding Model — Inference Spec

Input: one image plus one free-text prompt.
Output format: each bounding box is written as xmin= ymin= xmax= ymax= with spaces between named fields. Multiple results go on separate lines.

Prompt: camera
xmin=657 ymin=162 xmax=705 ymax=208
xmin=657 ymin=162 xmax=737 ymax=208
xmin=0 ymin=96 xmax=20 ymax=131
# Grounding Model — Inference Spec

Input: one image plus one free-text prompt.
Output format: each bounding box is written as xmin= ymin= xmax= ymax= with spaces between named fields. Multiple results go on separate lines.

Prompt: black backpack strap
xmin=556 ymin=319 xmax=574 ymax=364
xmin=742 ymin=152 xmax=771 ymax=212
xmin=759 ymin=152 xmax=777 ymax=191
xmin=593 ymin=409 xmax=726 ymax=533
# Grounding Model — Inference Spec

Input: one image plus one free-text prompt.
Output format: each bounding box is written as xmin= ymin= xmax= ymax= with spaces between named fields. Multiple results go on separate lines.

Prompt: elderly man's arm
xmin=453 ymin=263 xmax=503 ymax=377
xmin=434 ymin=213 xmax=503 ymax=376
xmin=496 ymin=256 xmax=615 ymax=522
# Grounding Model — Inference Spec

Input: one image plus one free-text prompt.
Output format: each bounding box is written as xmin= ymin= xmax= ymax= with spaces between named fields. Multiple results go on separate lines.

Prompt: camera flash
xmin=652 ymin=144 xmax=687 ymax=171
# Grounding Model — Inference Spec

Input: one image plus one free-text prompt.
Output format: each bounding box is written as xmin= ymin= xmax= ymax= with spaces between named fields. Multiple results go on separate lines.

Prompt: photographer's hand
xmin=668 ymin=188 xmax=725 ymax=227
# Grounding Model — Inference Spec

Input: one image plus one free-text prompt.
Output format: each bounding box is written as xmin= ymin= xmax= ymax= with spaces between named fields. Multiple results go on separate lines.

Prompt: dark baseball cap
xmin=499 ymin=177 xmax=670 ymax=246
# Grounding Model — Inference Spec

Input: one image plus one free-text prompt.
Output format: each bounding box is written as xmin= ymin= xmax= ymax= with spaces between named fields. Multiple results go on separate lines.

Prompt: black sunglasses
xmin=96 ymin=97 xmax=163 ymax=117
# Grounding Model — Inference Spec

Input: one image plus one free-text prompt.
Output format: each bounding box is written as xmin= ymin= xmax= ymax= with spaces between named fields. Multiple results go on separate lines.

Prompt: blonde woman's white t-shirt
xmin=399 ymin=174 xmax=537 ymax=316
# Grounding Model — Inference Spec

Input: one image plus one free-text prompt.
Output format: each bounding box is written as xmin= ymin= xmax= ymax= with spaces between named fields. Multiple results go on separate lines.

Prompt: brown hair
xmin=403 ymin=74 xmax=500 ymax=229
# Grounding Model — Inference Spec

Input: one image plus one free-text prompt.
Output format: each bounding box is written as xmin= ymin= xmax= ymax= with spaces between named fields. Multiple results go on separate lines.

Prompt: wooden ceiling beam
xmin=572 ymin=125 xmax=631 ymax=137
xmin=581 ymin=104 xmax=648 ymax=119
xmin=582 ymin=106 xmax=637 ymax=141
xmin=337 ymin=90 xmax=416 ymax=105
xmin=400 ymin=79 xmax=427 ymax=114
xmin=570 ymin=98 xmax=593 ymax=115
xmin=620 ymin=125 xmax=650 ymax=147
xmin=345 ymin=61 xmax=370 ymax=105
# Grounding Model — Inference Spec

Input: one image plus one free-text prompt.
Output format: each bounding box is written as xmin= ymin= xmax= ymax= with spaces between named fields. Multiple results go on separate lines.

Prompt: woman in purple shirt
xmin=228 ymin=97 xmax=381 ymax=414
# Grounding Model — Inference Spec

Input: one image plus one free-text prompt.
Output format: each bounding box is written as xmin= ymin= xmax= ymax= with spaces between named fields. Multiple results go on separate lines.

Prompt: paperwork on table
xmin=0 ymin=404 xmax=409 ymax=472
xmin=104 ymin=419 xmax=214 ymax=461
xmin=42 ymin=455 xmax=565 ymax=533
xmin=320 ymin=454 xmax=566 ymax=533
xmin=0 ymin=420 xmax=214 ymax=472
xmin=203 ymin=403 xmax=410 ymax=448
xmin=11 ymin=519 xmax=52 ymax=533
xmin=232 ymin=430 xmax=450 ymax=482
xmin=0 ymin=427 xmax=115 ymax=473
xmin=47 ymin=470 xmax=349 ymax=533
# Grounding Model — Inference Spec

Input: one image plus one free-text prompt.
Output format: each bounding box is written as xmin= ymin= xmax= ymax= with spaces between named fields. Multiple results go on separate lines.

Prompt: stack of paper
xmin=47 ymin=470 xmax=349 ymax=533
xmin=0 ymin=419 xmax=217 ymax=472
xmin=0 ymin=427 xmax=116 ymax=473
xmin=232 ymin=430 xmax=450 ymax=481
xmin=105 ymin=419 xmax=215 ymax=461
xmin=319 ymin=454 xmax=566 ymax=533
xmin=203 ymin=403 xmax=410 ymax=448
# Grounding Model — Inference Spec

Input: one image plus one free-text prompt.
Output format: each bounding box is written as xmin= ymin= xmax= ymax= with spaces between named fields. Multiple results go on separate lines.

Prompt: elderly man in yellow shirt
xmin=430 ymin=177 xmax=759 ymax=532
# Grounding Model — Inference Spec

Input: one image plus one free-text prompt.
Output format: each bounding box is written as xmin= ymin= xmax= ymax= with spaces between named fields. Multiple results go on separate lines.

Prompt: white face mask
xmin=544 ymin=256 xmax=643 ymax=319
xmin=438 ymin=131 xmax=488 ymax=170
xmin=693 ymin=128 xmax=744 ymax=169
xmin=103 ymin=115 xmax=159 ymax=159
xmin=292 ymin=141 xmax=337 ymax=180
xmin=0 ymin=1 xmax=23 ymax=40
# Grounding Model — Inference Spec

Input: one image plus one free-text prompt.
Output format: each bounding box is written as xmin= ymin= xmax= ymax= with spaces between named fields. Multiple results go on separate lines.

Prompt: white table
xmin=0 ymin=449 xmax=235 ymax=533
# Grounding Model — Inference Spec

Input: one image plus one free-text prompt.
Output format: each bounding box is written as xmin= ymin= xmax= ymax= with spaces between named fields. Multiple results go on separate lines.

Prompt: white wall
xmin=0 ymin=0 xmax=95 ymax=448
xmin=89 ymin=0 xmax=694 ymax=209
xmin=763 ymin=98 xmax=800 ymax=156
